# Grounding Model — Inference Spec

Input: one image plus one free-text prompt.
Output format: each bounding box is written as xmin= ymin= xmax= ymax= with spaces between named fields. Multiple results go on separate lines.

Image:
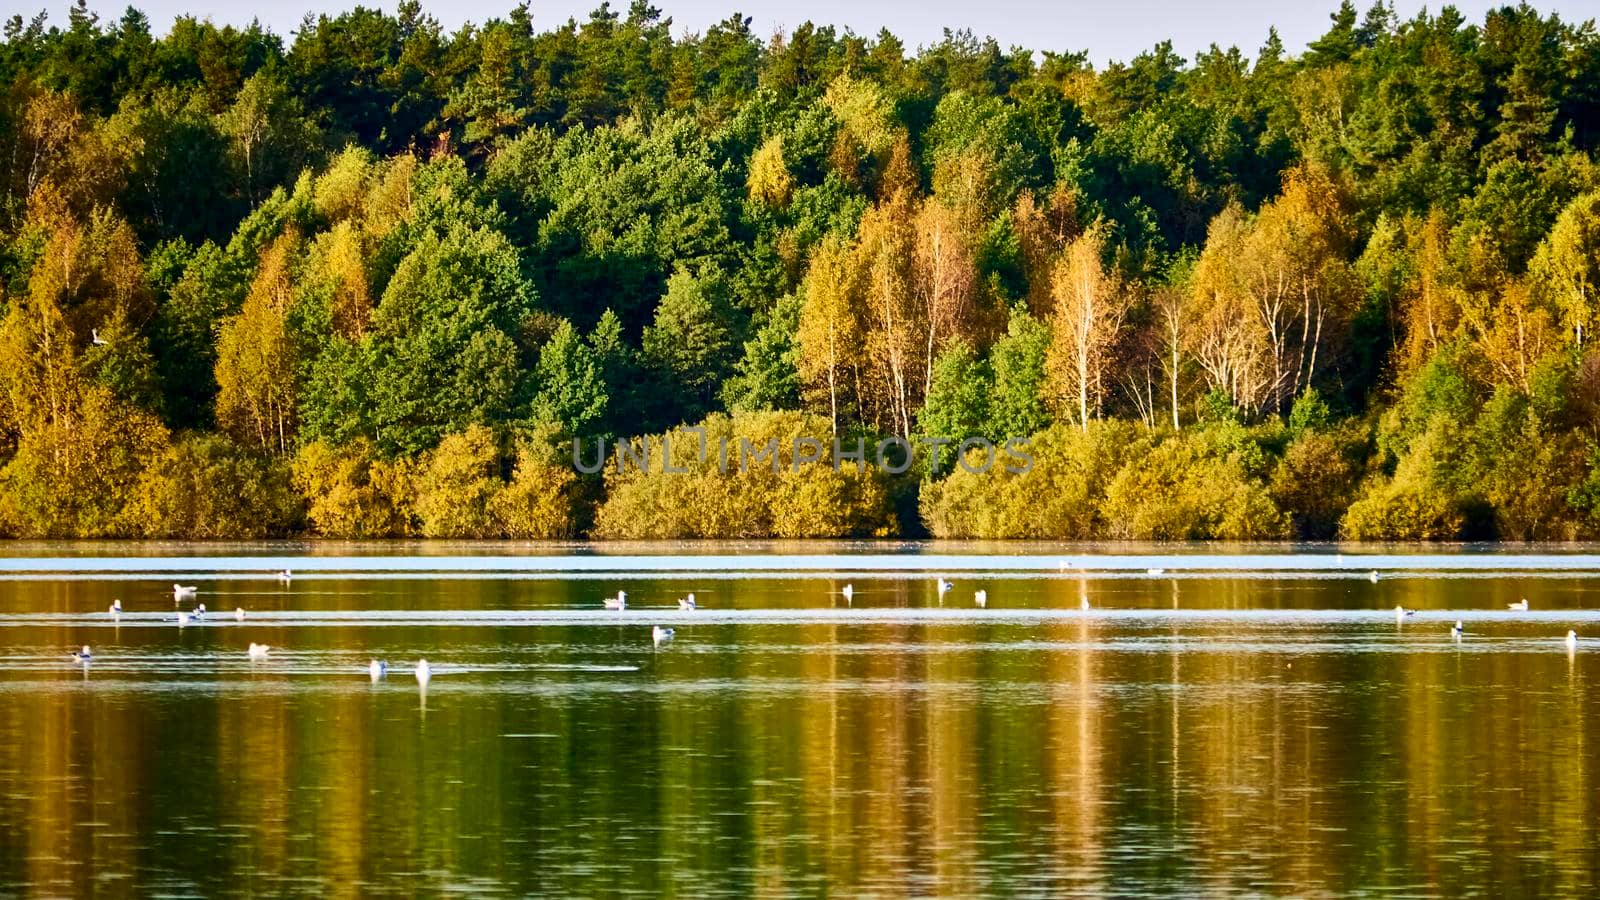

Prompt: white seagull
xmin=603 ymin=591 xmax=627 ymax=611
xmin=1567 ymin=630 xmax=1579 ymax=651
xmin=173 ymin=584 xmax=197 ymax=602
xmin=1451 ymin=620 xmax=1465 ymax=640
xmin=176 ymin=611 xmax=192 ymax=627
xmin=652 ymin=625 xmax=675 ymax=644
xmin=70 ymin=645 xmax=92 ymax=663
xmin=247 ymin=643 xmax=270 ymax=660
xmin=1147 ymin=567 xmax=1166 ymax=576
xmin=678 ymin=593 xmax=697 ymax=611
xmin=841 ymin=584 xmax=854 ymax=603
xmin=415 ymin=659 xmax=432 ymax=685
xmin=1394 ymin=605 xmax=1414 ymax=622
xmin=109 ymin=599 xmax=122 ymax=617
xmin=278 ymin=569 xmax=292 ymax=584
xmin=90 ymin=328 xmax=107 ymax=346
xmin=369 ymin=659 xmax=388 ymax=680
xmin=937 ymin=579 xmax=954 ymax=598
xmin=1080 ymin=596 xmax=1091 ymax=611
xmin=975 ymin=590 xmax=987 ymax=608
xmin=235 ymin=608 xmax=245 ymax=621
xmin=1508 ymin=599 xmax=1529 ymax=611
xmin=1369 ymin=571 xmax=1380 ymax=583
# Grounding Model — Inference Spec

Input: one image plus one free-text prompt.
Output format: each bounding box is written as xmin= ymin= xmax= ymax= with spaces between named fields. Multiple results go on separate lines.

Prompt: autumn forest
xmin=2 ymin=1 xmax=1599 ymax=540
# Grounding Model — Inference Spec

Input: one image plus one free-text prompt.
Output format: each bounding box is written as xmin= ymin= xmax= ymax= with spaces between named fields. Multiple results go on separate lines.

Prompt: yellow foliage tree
xmin=489 ymin=434 xmax=583 ymax=539
xmin=291 ymin=440 xmax=416 ymax=538
xmin=795 ymin=234 xmax=864 ymax=433
xmin=415 ymin=425 xmax=503 ymax=538
xmin=746 ymin=135 xmax=794 ymax=207
xmin=1047 ymin=222 xmax=1128 ymax=430
xmin=216 ymin=234 xmax=300 ymax=454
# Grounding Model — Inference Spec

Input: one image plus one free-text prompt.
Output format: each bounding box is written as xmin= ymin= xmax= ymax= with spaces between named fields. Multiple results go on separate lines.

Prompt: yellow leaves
xmin=823 ymin=73 xmax=913 ymax=197
xmin=913 ymin=199 xmax=978 ymax=345
xmin=1395 ymin=209 xmax=1460 ymax=378
xmin=314 ymin=222 xmax=372 ymax=339
xmin=25 ymin=207 xmax=150 ymax=336
xmin=292 ymin=440 xmax=417 ymax=538
xmin=1470 ymin=280 xmax=1558 ymax=392
xmin=312 ymin=146 xmax=375 ymax=223
xmin=920 ymin=422 xmax=1146 ymax=539
xmin=489 ymin=442 xmax=582 ymax=540
xmin=1101 ymin=430 xmax=1291 ymax=541
xmin=593 ymin=411 xmax=896 ymax=539
xmin=362 ymin=153 xmax=418 ymax=240
xmin=1530 ymin=190 xmax=1600 ymax=347
xmin=293 ymin=429 xmax=584 ymax=539
xmin=796 ymin=191 xmax=980 ymax=437
xmin=415 ymin=425 xmax=501 ymax=538
xmin=795 ymin=233 xmax=864 ymax=430
xmin=1046 ymin=221 xmax=1127 ymax=429
xmin=745 ymin=135 xmax=794 ymax=207
xmin=126 ymin=435 xmax=299 ymax=539
xmin=1187 ymin=165 xmax=1357 ymax=414
xmin=215 ymin=233 xmax=299 ymax=453
xmin=0 ymin=386 xmax=170 ymax=538
xmin=823 ymin=73 xmax=898 ymax=158
xmin=0 ymin=205 xmax=151 ymax=438
xmin=1011 ymin=186 xmax=1079 ymax=318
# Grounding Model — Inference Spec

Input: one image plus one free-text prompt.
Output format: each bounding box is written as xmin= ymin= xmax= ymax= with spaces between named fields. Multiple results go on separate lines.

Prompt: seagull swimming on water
xmin=235 ymin=608 xmax=245 ymax=621
xmin=678 ymin=593 xmax=697 ymax=611
xmin=278 ymin=569 xmax=292 ymax=584
xmin=975 ymin=590 xmax=987 ymax=608
xmin=937 ymin=579 xmax=954 ymax=599
xmin=1508 ymin=599 xmax=1529 ymax=611
xmin=1370 ymin=571 xmax=1380 ymax=584
xmin=1080 ymin=596 xmax=1091 ymax=611
xmin=109 ymin=599 xmax=122 ymax=618
xmin=1394 ymin=605 xmax=1414 ymax=622
xmin=603 ymin=591 xmax=627 ymax=611
xmin=1567 ymin=630 xmax=1579 ymax=651
xmin=369 ymin=659 xmax=388 ymax=681
xmin=247 ymin=643 xmax=269 ymax=660
xmin=415 ymin=659 xmax=432 ymax=685
xmin=652 ymin=625 xmax=675 ymax=645
xmin=176 ymin=611 xmax=192 ymax=627
xmin=70 ymin=645 xmax=92 ymax=663
xmin=1451 ymin=620 xmax=1465 ymax=640
xmin=841 ymin=584 xmax=853 ymax=603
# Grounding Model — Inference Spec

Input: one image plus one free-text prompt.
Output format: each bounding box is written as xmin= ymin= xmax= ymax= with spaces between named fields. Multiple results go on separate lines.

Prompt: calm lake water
xmin=3 ymin=543 xmax=1600 ymax=896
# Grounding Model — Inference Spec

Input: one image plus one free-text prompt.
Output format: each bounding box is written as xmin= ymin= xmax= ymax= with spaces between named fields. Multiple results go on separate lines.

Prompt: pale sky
xmin=41 ymin=0 xmax=1600 ymax=65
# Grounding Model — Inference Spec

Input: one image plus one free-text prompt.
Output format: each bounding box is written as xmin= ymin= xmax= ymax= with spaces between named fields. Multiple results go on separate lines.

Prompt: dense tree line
xmin=1 ymin=1 xmax=1599 ymax=539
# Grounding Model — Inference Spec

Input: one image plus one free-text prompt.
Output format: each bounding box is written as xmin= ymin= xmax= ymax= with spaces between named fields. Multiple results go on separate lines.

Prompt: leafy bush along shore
xmin=2 ymin=2 xmax=1600 ymax=540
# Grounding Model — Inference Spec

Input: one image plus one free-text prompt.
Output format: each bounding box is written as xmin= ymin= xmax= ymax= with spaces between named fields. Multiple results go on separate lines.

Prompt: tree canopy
xmin=2 ymin=1 xmax=1600 ymax=539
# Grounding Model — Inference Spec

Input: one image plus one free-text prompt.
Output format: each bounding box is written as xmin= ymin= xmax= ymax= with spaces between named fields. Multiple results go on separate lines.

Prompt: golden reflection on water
xmin=2 ymin=573 xmax=1600 ymax=895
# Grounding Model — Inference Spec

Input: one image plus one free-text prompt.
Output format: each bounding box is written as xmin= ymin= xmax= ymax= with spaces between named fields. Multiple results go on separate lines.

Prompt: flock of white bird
xmin=80 ymin=573 xmax=434 ymax=686
xmin=1391 ymin=595 xmax=1579 ymax=648
xmin=67 ymin=572 xmax=1590 ymax=680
